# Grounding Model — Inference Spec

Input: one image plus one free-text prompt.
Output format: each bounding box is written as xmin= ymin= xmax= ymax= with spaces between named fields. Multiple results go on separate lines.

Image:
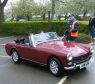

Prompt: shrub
xmin=0 ymin=21 xmax=89 ymax=36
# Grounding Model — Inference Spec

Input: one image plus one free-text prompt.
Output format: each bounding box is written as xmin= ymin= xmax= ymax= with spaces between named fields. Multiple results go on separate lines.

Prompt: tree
xmin=16 ymin=0 xmax=34 ymax=21
xmin=35 ymin=2 xmax=51 ymax=20
xmin=0 ymin=0 xmax=8 ymax=22
xmin=9 ymin=0 xmax=36 ymax=21
xmin=54 ymin=0 xmax=95 ymax=19
xmin=9 ymin=0 xmax=51 ymax=21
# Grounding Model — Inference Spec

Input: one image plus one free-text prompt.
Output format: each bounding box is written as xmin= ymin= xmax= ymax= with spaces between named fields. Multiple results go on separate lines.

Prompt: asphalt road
xmin=0 ymin=37 xmax=95 ymax=84
xmin=64 ymin=45 xmax=95 ymax=84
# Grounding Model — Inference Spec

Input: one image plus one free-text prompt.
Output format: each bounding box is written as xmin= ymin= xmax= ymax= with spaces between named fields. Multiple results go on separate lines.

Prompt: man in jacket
xmin=63 ymin=14 xmax=79 ymax=42
xmin=89 ymin=16 xmax=95 ymax=44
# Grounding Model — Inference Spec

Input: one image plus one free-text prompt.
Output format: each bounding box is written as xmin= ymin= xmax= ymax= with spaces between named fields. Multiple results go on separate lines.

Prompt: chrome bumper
xmin=64 ymin=60 xmax=90 ymax=70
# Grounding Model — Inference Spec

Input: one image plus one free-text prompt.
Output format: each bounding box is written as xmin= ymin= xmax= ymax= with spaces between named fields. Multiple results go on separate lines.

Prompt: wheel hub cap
xmin=12 ymin=52 xmax=18 ymax=62
xmin=50 ymin=60 xmax=58 ymax=74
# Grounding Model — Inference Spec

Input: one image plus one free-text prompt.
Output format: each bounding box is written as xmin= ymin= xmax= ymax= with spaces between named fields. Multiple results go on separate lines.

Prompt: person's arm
xmin=64 ymin=29 xmax=69 ymax=35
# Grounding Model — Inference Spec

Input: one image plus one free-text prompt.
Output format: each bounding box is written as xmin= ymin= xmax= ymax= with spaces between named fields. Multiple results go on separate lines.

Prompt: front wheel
xmin=11 ymin=50 xmax=22 ymax=64
xmin=48 ymin=58 xmax=63 ymax=76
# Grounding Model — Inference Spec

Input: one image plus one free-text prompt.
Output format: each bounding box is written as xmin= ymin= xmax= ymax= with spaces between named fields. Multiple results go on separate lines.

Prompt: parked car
xmin=5 ymin=32 xmax=93 ymax=76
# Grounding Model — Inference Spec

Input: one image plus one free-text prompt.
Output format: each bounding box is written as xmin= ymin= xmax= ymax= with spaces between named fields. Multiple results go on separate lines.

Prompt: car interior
xmin=14 ymin=37 xmax=29 ymax=45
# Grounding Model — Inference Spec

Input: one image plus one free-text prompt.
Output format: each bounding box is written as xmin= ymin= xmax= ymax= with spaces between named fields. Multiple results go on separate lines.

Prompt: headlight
xmin=90 ymin=46 xmax=94 ymax=53
xmin=67 ymin=53 xmax=73 ymax=61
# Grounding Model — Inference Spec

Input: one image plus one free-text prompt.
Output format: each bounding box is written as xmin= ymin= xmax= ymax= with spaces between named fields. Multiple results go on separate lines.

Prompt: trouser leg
xmin=92 ymin=38 xmax=95 ymax=45
xmin=91 ymin=37 xmax=95 ymax=45
xmin=90 ymin=27 xmax=95 ymax=44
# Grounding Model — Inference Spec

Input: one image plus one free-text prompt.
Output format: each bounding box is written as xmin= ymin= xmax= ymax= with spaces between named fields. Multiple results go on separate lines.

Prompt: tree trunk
xmin=48 ymin=11 xmax=51 ymax=31
xmin=83 ymin=10 xmax=87 ymax=19
xmin=42 ymin=13 xmax=46 ymax=20
xmin=26 ymin=16 xmax=30 ymax=21
xmin=0 ymin=0 xmax=8 ymax=22
xmin=65 ymin=13 xmax=67 ymax=20
xmin=0 ymin=6 xmax=4 ymax=22
xmin=51 ymin=0 xmax=55 ymax=20
xmin=58 ymin=15 xmax=61 ymax=20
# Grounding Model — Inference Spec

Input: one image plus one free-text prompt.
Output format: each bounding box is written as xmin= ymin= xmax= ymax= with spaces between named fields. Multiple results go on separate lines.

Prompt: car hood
xmin=37 ymin=41 xmax=90 ymax=57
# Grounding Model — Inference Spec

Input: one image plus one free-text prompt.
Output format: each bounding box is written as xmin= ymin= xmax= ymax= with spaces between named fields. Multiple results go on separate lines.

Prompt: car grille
xmin=73 ymin=53 xmax=91 ymax=64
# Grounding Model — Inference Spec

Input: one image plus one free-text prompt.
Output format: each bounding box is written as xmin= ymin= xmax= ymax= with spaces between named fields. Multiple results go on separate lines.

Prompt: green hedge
xmin=0 ymin=21 xmax=89 ymax=36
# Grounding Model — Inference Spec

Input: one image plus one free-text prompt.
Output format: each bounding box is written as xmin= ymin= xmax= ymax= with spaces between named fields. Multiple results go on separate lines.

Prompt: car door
xmin=30 ymin=47 xmax=49 ymax=64
xmin=19 ymin=45 xmax=48 ymax=64
xmin=17 ymin=37 xmax=37 ymax=61
xmin=19 ymin=45 xmax=37 ymax=60
xmin=17 ymin=37 xmax=49 ymax=64
xmin=17 ymin=37 xmax=35 ymax=60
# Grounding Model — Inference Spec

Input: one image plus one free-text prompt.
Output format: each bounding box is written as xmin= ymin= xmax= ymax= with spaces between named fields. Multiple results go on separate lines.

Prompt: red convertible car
xmin=5 ymin=32 xmax=93 ymax=76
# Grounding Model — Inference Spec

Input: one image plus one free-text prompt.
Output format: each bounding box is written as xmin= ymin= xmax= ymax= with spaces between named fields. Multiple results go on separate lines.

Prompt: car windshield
xmin=32 ymin=32 xmax=60 ymax=45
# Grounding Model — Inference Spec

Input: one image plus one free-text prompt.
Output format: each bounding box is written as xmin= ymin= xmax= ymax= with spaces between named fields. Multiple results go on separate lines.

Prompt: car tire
xmin=48 ymin=57 xmax=63 ymax=76
xmin=11 ymin=50 xmax=22 ymax=64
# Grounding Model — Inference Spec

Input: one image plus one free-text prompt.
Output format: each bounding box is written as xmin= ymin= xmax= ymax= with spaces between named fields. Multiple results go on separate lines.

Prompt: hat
xmin=69 ymin=14 xmax=74 ymax=17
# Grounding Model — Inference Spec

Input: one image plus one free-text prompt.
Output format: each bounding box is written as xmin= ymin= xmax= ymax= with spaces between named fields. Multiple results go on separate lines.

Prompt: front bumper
xmin=64 ymin=60 xmax=90 ymax=70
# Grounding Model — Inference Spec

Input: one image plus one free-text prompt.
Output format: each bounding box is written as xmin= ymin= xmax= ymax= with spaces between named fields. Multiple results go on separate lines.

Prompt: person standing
xmin=63 ymin=14 xmax=79 ymax=42
xmin=89 ymin=16 xmax=95 ymax=44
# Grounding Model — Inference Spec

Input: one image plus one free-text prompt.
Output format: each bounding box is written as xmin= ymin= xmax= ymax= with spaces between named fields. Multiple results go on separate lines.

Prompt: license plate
xmin=80 ymin=61 xmax=89 ymax=69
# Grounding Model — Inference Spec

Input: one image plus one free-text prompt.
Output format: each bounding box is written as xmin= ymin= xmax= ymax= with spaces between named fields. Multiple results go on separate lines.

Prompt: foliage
xmin=55 ymin=0 xmax=95 ymax=17
xmin=6 ymin=0 xmax=51 ymax=21
xmin=4 ymin=0 xmax=95 ymax=21
xmin=0 ymin=21 xmax=89 ymax=36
